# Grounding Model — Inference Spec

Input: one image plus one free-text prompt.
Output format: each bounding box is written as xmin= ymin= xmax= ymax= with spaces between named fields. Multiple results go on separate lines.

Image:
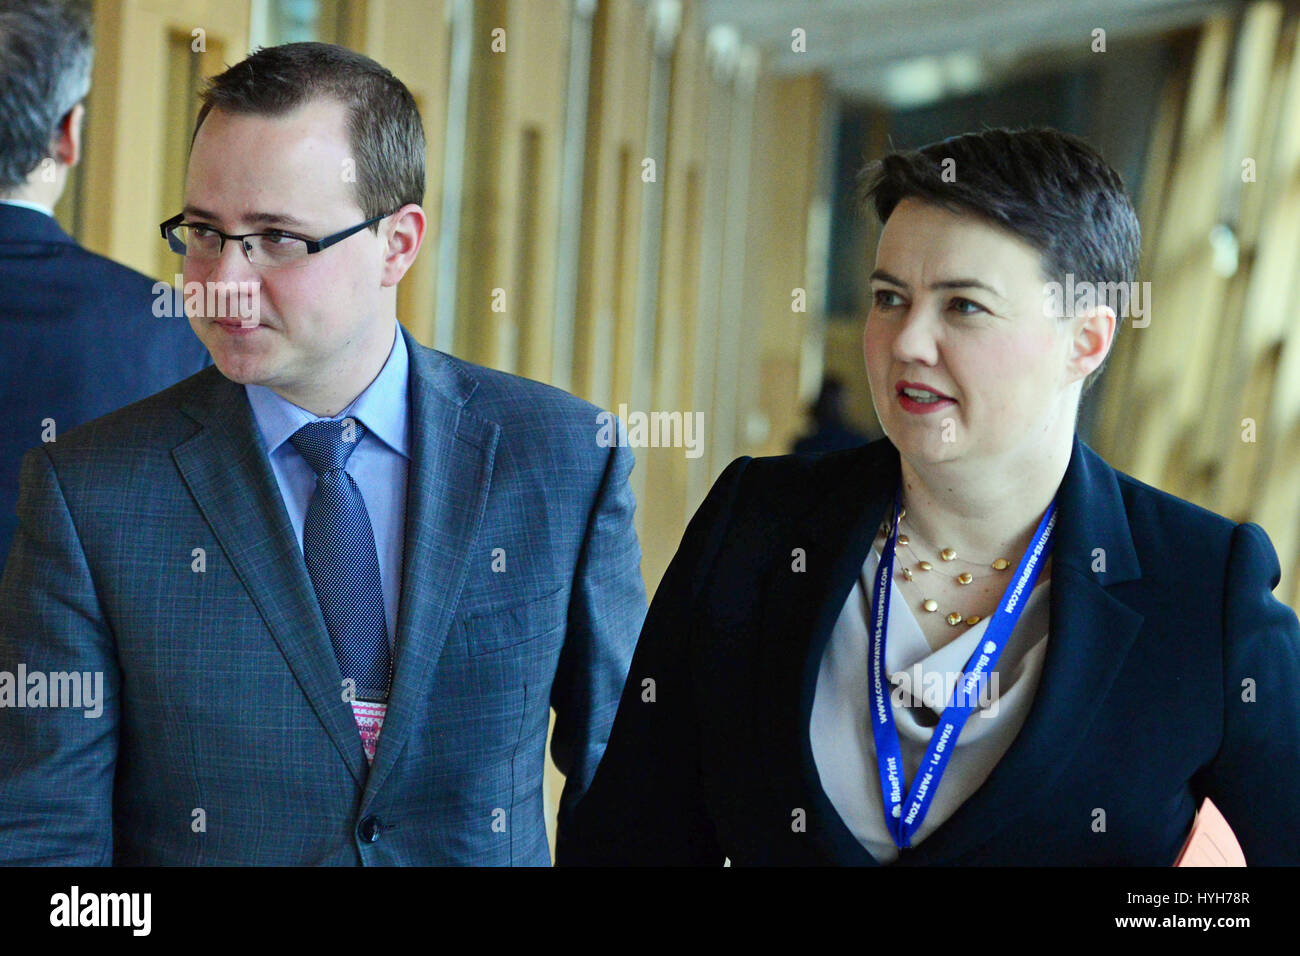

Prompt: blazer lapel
xmin=172 ymin=369 xmax=368 ymax=787
xmin=751 ymin=441 xmax=899 ymax=863
xmin=881 ymin=433 xmax=1146 ymax=864
xmin=361 ymin=327 xmax=499 ymax=805
xmin=779 ymin=433 xmax=1147 ymax=864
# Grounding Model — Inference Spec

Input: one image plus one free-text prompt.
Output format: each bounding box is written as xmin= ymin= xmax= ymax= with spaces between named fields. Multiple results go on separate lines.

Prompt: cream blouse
xmin=810 ymin=542 xmax=1051 ymax=863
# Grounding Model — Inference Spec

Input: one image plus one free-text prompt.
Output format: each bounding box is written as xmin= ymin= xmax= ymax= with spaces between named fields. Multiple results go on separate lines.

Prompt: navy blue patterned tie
xmin=290 ymin=418 xmax=391 ymax=703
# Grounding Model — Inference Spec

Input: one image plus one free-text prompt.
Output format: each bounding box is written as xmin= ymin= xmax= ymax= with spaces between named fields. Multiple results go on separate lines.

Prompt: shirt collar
xmin=244 ymin=323 xmax=410 ymax=459
xmin=0 ymin=198 xmax=55 ymax=217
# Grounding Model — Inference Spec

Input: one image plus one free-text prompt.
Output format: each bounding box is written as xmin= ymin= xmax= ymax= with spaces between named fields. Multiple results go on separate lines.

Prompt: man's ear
xmin=50 ymin=102 xmax=85 ymax=168
xmin=380 ymin=203 xmax=427 ymax=287
xmin=1067 ymin=304 xmax=1116 ymax=385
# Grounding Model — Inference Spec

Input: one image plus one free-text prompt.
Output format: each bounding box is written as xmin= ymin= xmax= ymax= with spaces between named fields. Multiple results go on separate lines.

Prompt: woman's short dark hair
xmin=192 ymin=41 xmax=425 ymax=233
xmin=0 ymin=0 xmax=94 ymax=191
xmin=858 ymin=127 xmax=1141 ymax=395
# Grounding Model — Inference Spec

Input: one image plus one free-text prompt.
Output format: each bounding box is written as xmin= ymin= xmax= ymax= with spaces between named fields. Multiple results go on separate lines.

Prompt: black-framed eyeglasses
xmin=159 ymin=211 xmax=394 ymax=268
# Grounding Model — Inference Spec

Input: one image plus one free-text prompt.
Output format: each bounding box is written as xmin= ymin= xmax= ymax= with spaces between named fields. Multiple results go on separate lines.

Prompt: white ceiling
xmin=696 ymin=0 xmax=1241 ymax=104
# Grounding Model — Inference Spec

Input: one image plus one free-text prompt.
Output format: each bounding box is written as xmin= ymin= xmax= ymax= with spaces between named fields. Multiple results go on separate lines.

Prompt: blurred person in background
xmin=562 ymin=127 xmax=1300 ymax=866
xmin=793 ymin=375 xmax=870 ymax=456
xmin=0 ymin=0 xmax=209 ymax=568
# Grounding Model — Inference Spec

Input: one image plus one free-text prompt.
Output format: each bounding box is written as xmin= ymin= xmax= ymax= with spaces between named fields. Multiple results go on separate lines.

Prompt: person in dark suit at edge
xmin=0 ymin=0 xmax=210 ymax=568
xmin=561 ymin=128 xmax=1300 ymax=866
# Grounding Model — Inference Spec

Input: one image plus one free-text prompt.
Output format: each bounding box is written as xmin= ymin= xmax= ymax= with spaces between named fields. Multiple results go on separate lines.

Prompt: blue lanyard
xmin=867 ymin=485 xmax=1057 ymax=849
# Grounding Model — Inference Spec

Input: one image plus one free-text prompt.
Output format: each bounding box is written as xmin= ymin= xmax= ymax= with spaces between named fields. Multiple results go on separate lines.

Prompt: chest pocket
xmin=460 ymin=585 xmax=568 ymax=656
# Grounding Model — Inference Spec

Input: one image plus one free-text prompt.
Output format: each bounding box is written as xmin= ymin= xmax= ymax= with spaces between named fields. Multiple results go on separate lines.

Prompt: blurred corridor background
xmin=63 ymin=0 xmax=1300 ymax=849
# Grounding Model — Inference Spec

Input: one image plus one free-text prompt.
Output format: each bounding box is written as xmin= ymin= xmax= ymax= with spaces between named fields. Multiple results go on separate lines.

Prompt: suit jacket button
xmin=358 ymin=816 xmax=382 ymax=843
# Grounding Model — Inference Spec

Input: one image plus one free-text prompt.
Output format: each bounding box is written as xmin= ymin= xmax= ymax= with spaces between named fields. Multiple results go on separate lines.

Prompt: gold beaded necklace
xmin=878 ymin=506 xmax=1012 ymax=628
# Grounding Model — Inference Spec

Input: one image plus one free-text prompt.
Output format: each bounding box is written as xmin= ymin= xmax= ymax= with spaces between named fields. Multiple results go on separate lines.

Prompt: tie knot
xmin=290 ymin=417 xmax=367 ymax=475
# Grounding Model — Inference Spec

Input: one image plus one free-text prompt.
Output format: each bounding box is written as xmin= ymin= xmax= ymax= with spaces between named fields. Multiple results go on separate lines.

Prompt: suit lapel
xmin=779 ymin=434 xmax=1146 ymax=864
xmin=171 ymin=332 xmax=499 ymax=797
xmin=172 ymin=369 xmax=368 ymax=787
xmin=751 ymin=441 xmax=898 ymax=863
xmin=361 ymin=327 xmax=499 ymax=804
xmin=900 ymin=433 xmax=1145 ymax=864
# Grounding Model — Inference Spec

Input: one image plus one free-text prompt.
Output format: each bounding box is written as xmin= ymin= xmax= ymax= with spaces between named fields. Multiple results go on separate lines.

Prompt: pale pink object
xmin=1174 ymin=797 xmax=1246 ymax=866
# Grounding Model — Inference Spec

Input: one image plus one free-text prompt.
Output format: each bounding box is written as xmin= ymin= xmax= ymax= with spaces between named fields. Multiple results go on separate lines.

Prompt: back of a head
xmin=0 ymin=0 xmax=93 ymax=193
xmin=812 ymin=376 xmax=847 ymax=425
xmin=859 ymin=128 xmax=1142 ymax=396
xmin=192 ymin=41 xmax=426 ymax=231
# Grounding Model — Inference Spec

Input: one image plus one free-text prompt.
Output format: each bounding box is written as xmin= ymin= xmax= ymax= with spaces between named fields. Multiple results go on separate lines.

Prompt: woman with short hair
xmin=560 ymin=127 xmax=1300 ymax=866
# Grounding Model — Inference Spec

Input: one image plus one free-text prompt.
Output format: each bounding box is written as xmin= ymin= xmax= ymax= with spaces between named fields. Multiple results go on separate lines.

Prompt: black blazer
xmin=561 ymin=433 xmax=1300 ymax=865
xmin=0 ymin=203 xmax=210 ymax=566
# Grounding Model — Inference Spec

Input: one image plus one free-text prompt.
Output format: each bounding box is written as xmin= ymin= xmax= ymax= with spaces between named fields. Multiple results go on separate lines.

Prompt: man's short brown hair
xmin=193 ymin=41 xmax=425 ymax=232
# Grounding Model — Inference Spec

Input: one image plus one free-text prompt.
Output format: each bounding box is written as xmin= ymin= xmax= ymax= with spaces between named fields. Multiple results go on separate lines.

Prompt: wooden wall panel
xmin=79 ymin=0 xmax=252 ymax=277
xmin=358 ymin=0 xmax=451 ymax=346
xmin=1092 ymin=2 xmax=1300 ymax=608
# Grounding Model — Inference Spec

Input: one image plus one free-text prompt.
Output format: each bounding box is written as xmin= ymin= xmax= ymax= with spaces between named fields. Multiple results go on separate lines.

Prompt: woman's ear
xmin=1067 ymin=304 xmax=1116 ymax=384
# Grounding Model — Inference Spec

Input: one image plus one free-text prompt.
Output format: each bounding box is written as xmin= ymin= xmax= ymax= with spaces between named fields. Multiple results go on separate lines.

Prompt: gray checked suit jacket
xmin=0 ymin=323 xmax=647 ymax=865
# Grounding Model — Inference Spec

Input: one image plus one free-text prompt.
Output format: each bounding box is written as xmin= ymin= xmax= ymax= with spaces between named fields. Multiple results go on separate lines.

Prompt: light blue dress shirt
xmin=245 ymin=324 xmax=410 ymax=648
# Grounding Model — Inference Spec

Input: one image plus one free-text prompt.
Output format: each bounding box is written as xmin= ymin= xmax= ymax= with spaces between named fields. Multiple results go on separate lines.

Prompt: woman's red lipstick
xmin=896 ymin=380 xmax=956 ymax=415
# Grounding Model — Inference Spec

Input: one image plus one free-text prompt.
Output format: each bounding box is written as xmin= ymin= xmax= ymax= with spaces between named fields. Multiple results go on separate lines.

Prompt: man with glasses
xmin=0 ymin=41 xmax=646 ymax=866
xmin=160 ymin=210 xmax=394 ymax=268
xmin=0 ymin=0 xmax=209 ymax=568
